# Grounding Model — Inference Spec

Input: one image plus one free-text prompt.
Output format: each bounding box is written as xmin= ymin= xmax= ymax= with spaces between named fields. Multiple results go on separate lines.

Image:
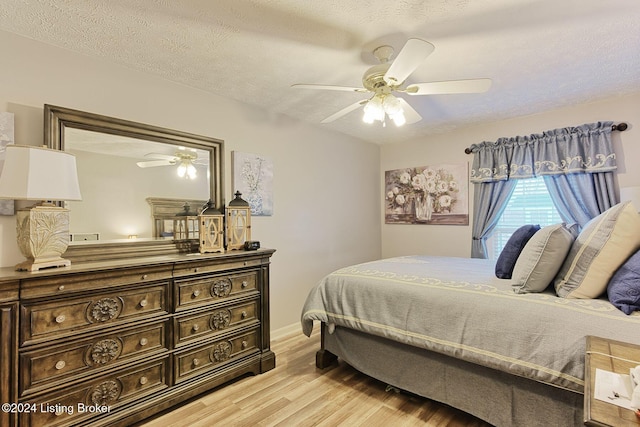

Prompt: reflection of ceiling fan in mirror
xmin=292 ymin=38 xmax=491 ymax=127
xmin=136 ymin=149 xmax=199 ymax=180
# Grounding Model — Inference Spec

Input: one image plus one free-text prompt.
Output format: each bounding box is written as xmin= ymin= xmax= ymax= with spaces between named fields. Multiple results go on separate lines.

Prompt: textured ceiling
xmin=1 ymin=0 xmax=639 ymax=144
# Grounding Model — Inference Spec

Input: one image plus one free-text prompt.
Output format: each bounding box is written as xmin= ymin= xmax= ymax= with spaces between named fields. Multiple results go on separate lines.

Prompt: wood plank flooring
xmin=138 ymin=328 xmax=492 ymax=427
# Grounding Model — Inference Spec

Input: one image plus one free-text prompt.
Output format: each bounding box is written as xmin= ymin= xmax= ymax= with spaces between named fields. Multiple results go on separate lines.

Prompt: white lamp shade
xmin=0 ymin=145 xmax=82 ymax=201
xmin=620 ymin=186 xmax=640 ymax=212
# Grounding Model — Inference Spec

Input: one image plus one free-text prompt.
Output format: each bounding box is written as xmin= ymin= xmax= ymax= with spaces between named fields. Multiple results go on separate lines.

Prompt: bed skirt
xmin=321 ymin=324 xmax=583 ymax=427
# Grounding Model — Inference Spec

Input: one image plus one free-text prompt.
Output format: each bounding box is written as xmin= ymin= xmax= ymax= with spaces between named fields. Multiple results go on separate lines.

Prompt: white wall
xmin=0 ymin=30 xmax=381 ymax=331
xmin=381 ymin=92 xmax=640 ymax=259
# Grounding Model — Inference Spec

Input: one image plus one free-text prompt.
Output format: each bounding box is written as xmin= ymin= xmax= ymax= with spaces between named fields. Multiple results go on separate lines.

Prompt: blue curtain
xmin=468 ymin=122 xmax=617 ymax=258
xmin=471 ymin=180 xmax=517 ymax=258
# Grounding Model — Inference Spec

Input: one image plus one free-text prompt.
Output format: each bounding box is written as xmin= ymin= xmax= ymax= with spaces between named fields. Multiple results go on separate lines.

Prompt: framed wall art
xmin=385 ymin=162 xmax=468 ymax=225
xmin=0 ymin=112 xmax=15 ymax=215
xmin=232 ymin=151 xmax=273 ymax=216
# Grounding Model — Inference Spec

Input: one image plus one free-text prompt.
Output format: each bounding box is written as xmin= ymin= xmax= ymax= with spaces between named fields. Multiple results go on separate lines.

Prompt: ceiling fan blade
xmin=397 ymin=98 xmax=422 ymax=124
xmin=292 ymin=84 xmax=368 ymax=93
xmin=321 ymin=99 xmax=369 ymax=123
xmin=136 ymin=159 xmax=174 ymax=168
xmin=405 ymin=78 xmax=492 ymax=95
xmin=384 ymin=39 xmax=435 ymax=86
xmin=144 ymin=153 xmax=178 ymax=161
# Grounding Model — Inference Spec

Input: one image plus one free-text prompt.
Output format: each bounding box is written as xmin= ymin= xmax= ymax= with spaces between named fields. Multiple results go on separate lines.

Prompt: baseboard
xmin=271 ymin=322 xmax=302 ymax=340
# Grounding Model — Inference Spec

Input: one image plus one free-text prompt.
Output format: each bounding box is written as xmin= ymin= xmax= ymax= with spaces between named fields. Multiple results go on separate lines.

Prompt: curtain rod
xmin=464 ymin=122 xmax=629 ymax=154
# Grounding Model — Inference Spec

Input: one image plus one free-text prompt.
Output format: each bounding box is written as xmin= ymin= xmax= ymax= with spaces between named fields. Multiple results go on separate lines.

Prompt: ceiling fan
xmin=292 ymin=38 xmax=491 ymax=127
xmin=136 ymin=149 xmax=199 ymax=179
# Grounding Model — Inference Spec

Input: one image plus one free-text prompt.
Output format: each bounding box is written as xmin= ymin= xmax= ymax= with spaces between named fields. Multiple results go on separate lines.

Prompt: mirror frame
xmin=44 ymin=104 xmax=224 ymax=263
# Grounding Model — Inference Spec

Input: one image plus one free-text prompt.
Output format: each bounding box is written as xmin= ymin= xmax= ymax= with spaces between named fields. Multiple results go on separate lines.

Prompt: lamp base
xmin=15 ymin=257 xmax=71 ymax=272
xmin=15 ymin=204 xmax=72 ymax=272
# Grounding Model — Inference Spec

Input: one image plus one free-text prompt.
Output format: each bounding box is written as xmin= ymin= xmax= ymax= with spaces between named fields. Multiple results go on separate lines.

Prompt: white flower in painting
xmin=395 ymin=194 xmax=406 ymax=205
xmin=449 ymin=181 xmax=459 ymax=192
xmin=425 ymin=179 xmax=437 ymax=194
xmin=392 ymin=187 xmax=400 ymax=194
xmin=399 ymin=172 xmax=411 ymax=184
xmin=412 ymin=174 xmax=427 ymax=191
xmin=387 ymin=191 xmax=395 ymax=200
xmin=436 ymin=181 xmax=449 ymax=193
xmin=439 ymin=194 xmax=452 ymax=208
xmin=423 ymin=169 xmax=436 ymax=179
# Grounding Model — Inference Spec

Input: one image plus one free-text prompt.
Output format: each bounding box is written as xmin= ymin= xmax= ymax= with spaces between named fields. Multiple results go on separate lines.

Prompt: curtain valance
xmin=469 ymin=122 xmax=616 ymax=183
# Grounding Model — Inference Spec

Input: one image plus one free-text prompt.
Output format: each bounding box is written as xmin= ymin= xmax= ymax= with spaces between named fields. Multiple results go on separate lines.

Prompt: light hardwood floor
xmin=138 ymin=328 xmax=492 ymax=427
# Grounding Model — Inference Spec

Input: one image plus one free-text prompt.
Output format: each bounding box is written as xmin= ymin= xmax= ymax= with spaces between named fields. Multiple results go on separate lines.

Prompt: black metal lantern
xmin=226 ymin=191 xmax=251 ymax=251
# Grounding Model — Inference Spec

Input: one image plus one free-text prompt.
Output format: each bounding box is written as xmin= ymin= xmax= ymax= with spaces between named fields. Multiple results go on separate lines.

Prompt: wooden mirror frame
xmin=44 ymin=104 xmax=224 ymax=263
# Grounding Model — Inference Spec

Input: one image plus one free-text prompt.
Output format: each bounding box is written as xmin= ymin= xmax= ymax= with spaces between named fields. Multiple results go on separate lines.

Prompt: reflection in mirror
xmin=65 ymin=128 xmax=210 ymax=241
xmin=45 ymin=104 xmax=224 ymax=262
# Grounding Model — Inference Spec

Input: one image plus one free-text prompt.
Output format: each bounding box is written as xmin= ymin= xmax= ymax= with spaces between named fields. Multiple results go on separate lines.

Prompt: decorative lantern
xmin=226 ymin=191 xmax=251 ymax=251
xmin=198 ymin=200 xmax=225 ymax=253
xmin=173 ymin=202 xmax=199 ymax=240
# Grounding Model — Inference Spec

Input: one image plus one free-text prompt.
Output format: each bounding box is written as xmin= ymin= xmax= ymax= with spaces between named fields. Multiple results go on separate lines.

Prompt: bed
xmin=301 ymin=253 xmax=640 ymax=427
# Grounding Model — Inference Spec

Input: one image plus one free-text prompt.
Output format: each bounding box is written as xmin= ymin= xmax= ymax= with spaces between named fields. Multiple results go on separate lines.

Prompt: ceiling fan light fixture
xmin=176 ymin=159 xmax=197 ymax=180
xmin=362 ymin=94 xmax=406 ymax=127
xmin=362 ymin=95 xmax=385 ymax=124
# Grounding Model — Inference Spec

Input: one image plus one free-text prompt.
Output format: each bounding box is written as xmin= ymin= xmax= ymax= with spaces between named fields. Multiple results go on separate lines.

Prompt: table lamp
xmin=0 ymin=145 xmax=82 ymax=271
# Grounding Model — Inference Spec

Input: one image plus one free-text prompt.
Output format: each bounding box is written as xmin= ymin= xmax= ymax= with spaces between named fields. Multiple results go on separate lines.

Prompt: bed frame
xmin=316 ymin=323 xmax=583 ymax=427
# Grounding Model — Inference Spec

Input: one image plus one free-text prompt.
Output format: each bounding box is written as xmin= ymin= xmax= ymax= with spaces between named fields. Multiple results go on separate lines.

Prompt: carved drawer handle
xmin=139 ymin=376 xmax=148 ymax=385
xmin=192 ymin=289 xmax=201 ymax=297
xmin=58 ymin=285 xmax=65 ymax=291
xmin=194 ymin=267 xmax=199 ymax=273
xmin=192 ymin=324 xmax=200 ymax=332
xmin=55 ymin=314 xmax=66 ymax=324
xmin=193 ymin=358 xmax=200 ymax=366
xmin=141 ymin=274 xmax=148 ymax=280
xmin=241 ymin=311 xmax=248 ymax=319
xmin=243 ymin=261 xmax=248 ymax=266
xmin=241 ymin=281 xmax=248 ymax=288
xmin=242 ymin=340 xmax=248 ymax=349
xmin=139 ymin=338 xmax=148 ymax=346
xmin=55 ymin=360 xmax=66 ymax=370
xmin=139 ymin=299 xmax=148 ymax=308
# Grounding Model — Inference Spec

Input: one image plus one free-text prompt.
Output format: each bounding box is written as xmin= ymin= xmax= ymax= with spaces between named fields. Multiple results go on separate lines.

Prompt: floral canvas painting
xmin=385 ymin=163 xmax=468 ymax=225
xmin=0 ymin=112 xmax=15 ymax=216
xmin=232 ymin=151 xmax=273 ymax=216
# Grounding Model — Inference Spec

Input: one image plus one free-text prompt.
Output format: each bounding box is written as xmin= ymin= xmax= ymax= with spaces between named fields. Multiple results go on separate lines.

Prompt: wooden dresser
xmin=0 ymin=249 xmax=275 ymax=427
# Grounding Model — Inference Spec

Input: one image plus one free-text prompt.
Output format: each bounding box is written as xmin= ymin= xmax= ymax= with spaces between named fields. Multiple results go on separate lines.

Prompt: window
xmin=487 ymin=177 xmax=562 ymax=260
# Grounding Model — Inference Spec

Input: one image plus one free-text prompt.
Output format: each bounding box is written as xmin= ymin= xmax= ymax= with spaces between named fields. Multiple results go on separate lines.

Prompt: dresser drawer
xmin=174 ymin=300 xmax=259 ymax=347
xmin=20 ymin=320 xmax=168 ymax=397
xmin=174 ymin=329 xmax=259 ymax=384
xmin=21 ymin=284 xmax=169 ymax=345
xmin=175 ymin=271 xmax=258 ymax=311
xmin=20 ymin=356 xmax=169 ymax=427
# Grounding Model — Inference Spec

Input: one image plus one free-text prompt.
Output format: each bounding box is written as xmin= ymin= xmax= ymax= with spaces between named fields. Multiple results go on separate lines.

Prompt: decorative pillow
xmin=511 ymin=223 xmax=575 ymax=294
xmin=608 ymin=250 xmax=640 ymax=314
xmin=495 ymin=224 xmax=541 ymax=279
xmin=555 ymin=202 xmax=640 ymax=299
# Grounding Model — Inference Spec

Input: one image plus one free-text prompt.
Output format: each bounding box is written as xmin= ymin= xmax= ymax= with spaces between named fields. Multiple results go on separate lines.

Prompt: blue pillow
xmin=495 ymin=224 xmax=541 ymax=279
xmin=607 ymin=250 xmax=640 ymax=315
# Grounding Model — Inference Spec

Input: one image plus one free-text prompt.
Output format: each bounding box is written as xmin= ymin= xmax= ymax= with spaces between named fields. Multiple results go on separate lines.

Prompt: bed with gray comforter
xmin=301 ymin=255 xmax=640 ymax=426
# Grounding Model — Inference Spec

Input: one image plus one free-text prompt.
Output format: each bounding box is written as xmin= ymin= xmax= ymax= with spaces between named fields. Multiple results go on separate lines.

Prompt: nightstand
xmin=585 ymin=336 xmax=640 ymax=426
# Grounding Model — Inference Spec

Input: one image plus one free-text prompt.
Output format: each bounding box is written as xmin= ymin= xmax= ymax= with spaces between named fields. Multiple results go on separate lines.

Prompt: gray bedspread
xmin=301 ymin=255 xmax=640 ymax=392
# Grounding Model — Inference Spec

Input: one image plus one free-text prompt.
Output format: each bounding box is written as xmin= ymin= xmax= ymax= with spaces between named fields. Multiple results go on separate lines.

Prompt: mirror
xmin=45 ymin=104 xmax=224 ymax=262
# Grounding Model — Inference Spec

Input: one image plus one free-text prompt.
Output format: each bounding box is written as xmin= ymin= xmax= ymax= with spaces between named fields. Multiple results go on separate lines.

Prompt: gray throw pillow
xmin=511 ymin=223 xmax=575 ymax=294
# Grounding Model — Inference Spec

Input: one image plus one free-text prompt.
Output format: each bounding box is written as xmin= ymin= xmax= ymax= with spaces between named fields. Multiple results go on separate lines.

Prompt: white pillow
xmin=555 ymin=202 xmax=640 ymax=299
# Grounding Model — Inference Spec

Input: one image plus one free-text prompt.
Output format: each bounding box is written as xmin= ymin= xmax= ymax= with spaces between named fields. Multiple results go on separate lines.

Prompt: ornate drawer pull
xmin=55 ymin=360 xmax=66 ymax=370
xmin=141 ymin=274 xmax=148 ymax=280
xmin=58 ymin=285 xmax=65 ymax=291
xmin=193 ymin=358 xmax=200 ymax=366
xmin=139 ymin=299 xmax=148 ymax=308
xmin=192 ymin=289 xmax=201 ymax=297
xmin=139 ymin=338 xmax=148 ymax=346
xmin=241 ymin=311 xmax=248 ymax=319
xmin=55 ymin=314 xmax=66 ymax=324
xmin=242 ymin=340 xmax=248 ymax=349
xmin=241 ymin=281 xmax=248 ymax=288
xmin=139 ymin=376 xmax=148 ymax=385
xmin=192 ymin=324 xmax=200 ymax=332
xmin=194 ymin=267 xmax=199 ymax=273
